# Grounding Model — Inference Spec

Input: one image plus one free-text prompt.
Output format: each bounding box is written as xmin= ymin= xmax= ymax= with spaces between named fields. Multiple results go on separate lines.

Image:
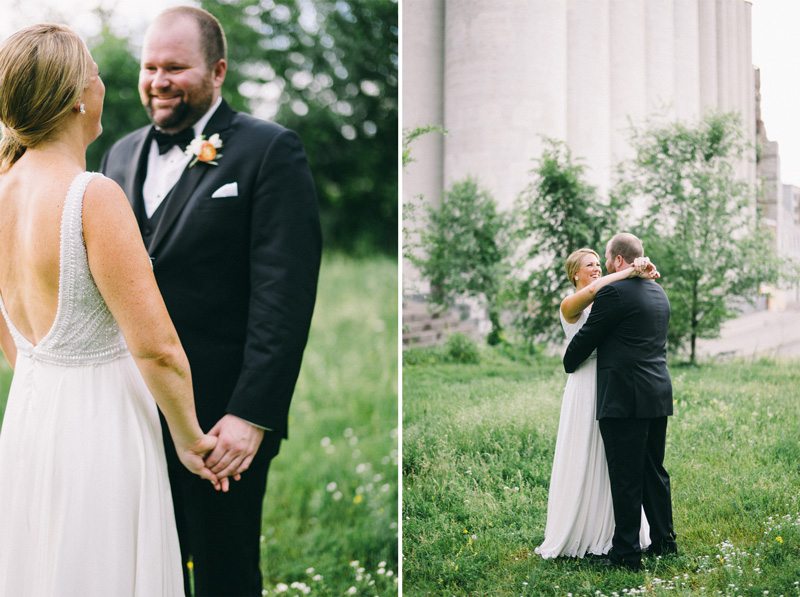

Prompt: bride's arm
xmin=82 ymin=176 xmax=223 ymax=490
xmin=560 ymin=267 xmax=635 ymax=323
xmin=0 ymin=316 xmax=16 ymax=368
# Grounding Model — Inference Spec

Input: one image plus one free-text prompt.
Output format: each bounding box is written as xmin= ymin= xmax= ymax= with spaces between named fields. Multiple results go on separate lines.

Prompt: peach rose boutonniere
xmin=185 ymin=133 xmax=223 ymax=167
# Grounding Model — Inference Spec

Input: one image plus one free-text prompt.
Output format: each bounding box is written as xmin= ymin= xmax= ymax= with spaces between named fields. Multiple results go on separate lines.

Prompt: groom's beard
xmin=145 ymin=84 xmax=214 ymax=134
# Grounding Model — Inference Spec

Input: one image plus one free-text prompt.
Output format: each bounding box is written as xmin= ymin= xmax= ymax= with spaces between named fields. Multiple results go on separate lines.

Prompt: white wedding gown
xmin=535 ymin=307 xmax=650 ymax=558
xmin=0 ymin=172 xmax=184 ymax=595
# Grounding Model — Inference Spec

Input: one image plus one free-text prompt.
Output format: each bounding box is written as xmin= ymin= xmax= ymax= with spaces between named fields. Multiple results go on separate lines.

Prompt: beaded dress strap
xmin=14 ymin=171 xmax=129 ymax=366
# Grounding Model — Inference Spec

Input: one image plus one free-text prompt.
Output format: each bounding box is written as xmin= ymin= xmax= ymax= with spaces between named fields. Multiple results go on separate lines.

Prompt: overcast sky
xmin=751 ymin=0 xmax=800 ymax=187
xmin=0 ymin=0 xmax=797 ymax=185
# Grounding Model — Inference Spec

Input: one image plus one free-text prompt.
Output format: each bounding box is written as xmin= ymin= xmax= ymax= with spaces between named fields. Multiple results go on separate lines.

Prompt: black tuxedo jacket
xmin=100 ymin=100 xmax=321 ymax=438
xmin=563 ymin=278 xmax=673 ymax=419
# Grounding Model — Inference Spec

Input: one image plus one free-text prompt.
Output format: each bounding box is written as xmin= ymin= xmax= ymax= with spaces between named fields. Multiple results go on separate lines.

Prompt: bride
xmin=0 ymin=24 xmax=223 ymax=595
xmin=535 ymin=247 xmax=657 ymax=559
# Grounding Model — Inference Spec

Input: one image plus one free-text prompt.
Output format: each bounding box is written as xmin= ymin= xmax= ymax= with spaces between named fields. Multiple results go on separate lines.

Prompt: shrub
xmin=444 ymin=333 xmax=480 ymax=364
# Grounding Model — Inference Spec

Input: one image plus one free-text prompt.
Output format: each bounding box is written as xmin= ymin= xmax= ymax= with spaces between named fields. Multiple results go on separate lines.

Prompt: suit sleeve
xmin=225 ymin=129 xmax=322 ymax=433
xmin=563 ymin=285 xmax=623 ymax=373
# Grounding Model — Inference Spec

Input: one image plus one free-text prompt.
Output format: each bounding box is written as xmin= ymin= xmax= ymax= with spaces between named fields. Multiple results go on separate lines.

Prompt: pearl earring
xmin=79 ymin=103 xmax=86 ymax=114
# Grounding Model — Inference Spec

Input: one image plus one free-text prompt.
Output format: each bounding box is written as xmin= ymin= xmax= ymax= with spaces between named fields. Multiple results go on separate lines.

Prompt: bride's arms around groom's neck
xmin=560 ymin=266 xmax=638 ymax=324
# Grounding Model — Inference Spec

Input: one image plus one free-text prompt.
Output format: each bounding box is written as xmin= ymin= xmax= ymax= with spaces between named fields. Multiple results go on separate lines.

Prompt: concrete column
xmin=698 ymin=0 xmax=718 ymax=110
xmin=727 ymin=0 xmax=751 ymax=186
xmin=673 ymin=0 xmax=701 ymax=120
xmin=567 ymin=0 xmax=610 ymax=194
xmin=402 ymin=0 xmax=444 ymax=295
xmin=609 ymin=0 xmax=647 ymax=176
xmin=403 ymin=0 xmax=444 ymax=209
xmin=742 ymin=1 xmax=757 ymax=187
xmin=716 ymin=0 xmax=735 ymax=111
xmin=443 ymin=0 xmax=568 ymax=210
xmin=645 ymin=0 xmax=676 ymax=119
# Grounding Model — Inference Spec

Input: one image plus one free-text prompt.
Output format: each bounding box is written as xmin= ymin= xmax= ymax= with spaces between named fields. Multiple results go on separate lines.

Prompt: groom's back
xmin=596 ymin=278 xmax=673 ymax=419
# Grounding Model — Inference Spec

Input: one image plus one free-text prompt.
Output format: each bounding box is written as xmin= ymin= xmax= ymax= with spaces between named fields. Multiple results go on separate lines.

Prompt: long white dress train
xmin=0 ymin=172 xmax=184 ymax=595
xmin=535 ymin=308 xmax=650 ymax=558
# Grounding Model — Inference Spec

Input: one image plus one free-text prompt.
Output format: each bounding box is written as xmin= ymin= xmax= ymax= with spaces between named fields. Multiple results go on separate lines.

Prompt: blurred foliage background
xmin=79 ymin=0 xmax=397 ymax=256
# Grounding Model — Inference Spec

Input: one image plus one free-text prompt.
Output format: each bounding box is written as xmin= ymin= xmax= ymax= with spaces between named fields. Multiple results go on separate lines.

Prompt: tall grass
xmin=0 ymin=255 xmax=399 ymax=596
xmin=261 ymin=255 xmax=398 ymax=595
xmin=403 ymin=346 xmax=800 ymax=596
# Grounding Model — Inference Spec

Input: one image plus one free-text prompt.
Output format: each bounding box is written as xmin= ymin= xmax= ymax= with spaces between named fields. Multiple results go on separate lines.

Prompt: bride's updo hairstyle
xmin=565 ymin=248 xmax=600 ymax=288
xmin=0 ymin=24 xmax=90 ymax=173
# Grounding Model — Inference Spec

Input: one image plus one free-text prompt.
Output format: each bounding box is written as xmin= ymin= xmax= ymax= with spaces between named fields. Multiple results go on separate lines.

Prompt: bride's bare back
xmin=0 ymin=163 xmax=82 ymax=347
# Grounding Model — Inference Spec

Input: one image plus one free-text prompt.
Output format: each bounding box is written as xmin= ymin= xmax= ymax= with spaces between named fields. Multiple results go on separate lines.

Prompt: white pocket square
xmin=211 ymin=182 xmax=238 ymax=198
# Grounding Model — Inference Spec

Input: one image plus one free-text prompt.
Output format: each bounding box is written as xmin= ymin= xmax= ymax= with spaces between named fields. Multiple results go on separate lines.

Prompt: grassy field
xmin=403 ymin=345 xmax=800 ymax=596
xmin=0 ymin=255 xmax=398 ymax=596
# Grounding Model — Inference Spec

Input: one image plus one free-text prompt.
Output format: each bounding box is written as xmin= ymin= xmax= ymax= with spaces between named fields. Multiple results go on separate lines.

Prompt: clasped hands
xmin=180 ymin=414 xmax=265 ymax=492
xmin=630 ymin=256 xmax=660 ymax=279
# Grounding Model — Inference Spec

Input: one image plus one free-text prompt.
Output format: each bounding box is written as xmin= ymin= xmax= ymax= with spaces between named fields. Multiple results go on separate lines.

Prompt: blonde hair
xmin=0 ymin=24 xmax=90 ymax=173
xmin=565 ymin=248 xmax=600 ymax=288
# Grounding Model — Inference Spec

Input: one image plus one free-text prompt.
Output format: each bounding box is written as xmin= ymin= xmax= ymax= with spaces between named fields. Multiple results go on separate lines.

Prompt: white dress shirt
xmin=142 ymin=97 xmax=222 ymax=218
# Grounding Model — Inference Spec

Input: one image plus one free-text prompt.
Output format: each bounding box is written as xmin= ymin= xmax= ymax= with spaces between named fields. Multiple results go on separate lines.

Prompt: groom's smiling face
xmin=139 ymin=15 xmax=223 ymax=134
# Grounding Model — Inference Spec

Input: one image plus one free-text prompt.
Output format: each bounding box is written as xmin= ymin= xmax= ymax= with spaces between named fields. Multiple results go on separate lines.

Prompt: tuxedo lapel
xmin=147 ymin=101 xmax=236 ymax=254
xmin=147 ymin=161 xmax=207 ymax=254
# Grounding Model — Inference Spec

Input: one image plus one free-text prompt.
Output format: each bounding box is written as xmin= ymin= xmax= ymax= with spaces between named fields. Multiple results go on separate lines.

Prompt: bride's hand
xmin=630 ymin=256 xmax=660 ymax=279
xmin=175 ymin=434 xmax=229 ymax=492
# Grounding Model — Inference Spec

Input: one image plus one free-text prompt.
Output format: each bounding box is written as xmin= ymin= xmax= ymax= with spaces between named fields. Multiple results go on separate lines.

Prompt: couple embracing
xmin=535 ymin=233 xmax=678 ymax=571
xmin=0 ymin=6 xmax=320 ymax=596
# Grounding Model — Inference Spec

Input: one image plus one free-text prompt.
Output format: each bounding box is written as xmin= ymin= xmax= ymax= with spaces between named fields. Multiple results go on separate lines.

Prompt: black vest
xmin=134 ymin=179 xmax=177 ymax=250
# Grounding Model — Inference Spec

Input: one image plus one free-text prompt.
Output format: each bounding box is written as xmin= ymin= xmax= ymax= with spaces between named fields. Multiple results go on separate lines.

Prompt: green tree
xmin=87 ymin=20 xmax=150 ymax=171
xmin=409 ymin=178 xmax=508 ymax=344
xmin=202 ymin=0 xmax=398 ymax=255
xmin=509 ymin=139 xmax=621 ymax=347
xmin=619 ymin=112 xmax=781 ymax=364
xmin=401 ymin=125 xmax=445 ymax=269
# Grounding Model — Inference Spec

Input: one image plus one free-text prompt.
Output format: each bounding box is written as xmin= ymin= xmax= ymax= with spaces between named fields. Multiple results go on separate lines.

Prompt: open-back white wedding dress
xmin=535 ymin=307 xmax=650 ymax=558
xmin=0 ymin=172 xmax=183 ymax=595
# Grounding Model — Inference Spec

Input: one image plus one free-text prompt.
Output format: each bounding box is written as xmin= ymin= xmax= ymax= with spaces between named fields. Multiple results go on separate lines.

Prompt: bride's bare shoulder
xmin=83 ymin=175 xmax=127 ymax=208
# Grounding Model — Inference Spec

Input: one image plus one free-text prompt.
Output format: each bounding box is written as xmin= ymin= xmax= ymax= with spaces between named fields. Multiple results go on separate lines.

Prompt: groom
xmin=101 ymin=6 xmax=321 ymax=596
xmin=563 ymin=233 xmax=677 ymax=570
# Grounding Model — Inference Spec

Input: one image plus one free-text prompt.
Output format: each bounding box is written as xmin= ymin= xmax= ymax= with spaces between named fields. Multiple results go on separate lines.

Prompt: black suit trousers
xmin=598 ymin=416 xmax=675 ymax=563
xmin=161 ymin=416 xmax=282 ymax=597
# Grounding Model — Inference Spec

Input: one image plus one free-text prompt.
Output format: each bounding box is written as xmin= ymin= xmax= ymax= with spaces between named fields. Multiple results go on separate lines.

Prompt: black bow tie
xmin=152 ymin=128 xmax=195 ymax=155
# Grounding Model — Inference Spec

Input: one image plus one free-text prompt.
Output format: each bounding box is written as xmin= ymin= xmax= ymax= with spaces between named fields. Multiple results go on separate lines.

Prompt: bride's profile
xmin=0 ymin=23 xmax=220 ymax=595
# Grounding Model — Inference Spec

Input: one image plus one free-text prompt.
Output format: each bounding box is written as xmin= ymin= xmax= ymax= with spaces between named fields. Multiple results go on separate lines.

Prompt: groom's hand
xmin=205 ymin=414 xmax=265 ymax=480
